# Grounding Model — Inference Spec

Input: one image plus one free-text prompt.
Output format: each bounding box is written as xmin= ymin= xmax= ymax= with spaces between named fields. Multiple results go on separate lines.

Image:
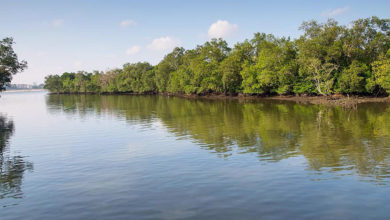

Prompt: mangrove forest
xmin=44 ymin=17 xmax=390 ymax=96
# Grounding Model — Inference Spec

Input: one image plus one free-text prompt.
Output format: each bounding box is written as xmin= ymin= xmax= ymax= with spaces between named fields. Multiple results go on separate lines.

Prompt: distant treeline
xmin=6 ymin=84 xmax=44 ymax=90
xmin=44 ymin=17 xmax=390 ymax=96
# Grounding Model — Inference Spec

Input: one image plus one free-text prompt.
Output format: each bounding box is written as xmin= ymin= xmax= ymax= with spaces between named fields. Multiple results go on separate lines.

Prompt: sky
xmin=1 ymin=0 xmax=389 ymax=84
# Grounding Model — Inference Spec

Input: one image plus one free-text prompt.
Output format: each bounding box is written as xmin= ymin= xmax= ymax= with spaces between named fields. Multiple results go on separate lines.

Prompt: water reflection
xmin=0 ymin=115 xmax=33 ymax=206
xmin=46 ymin=95 xmax=390 ymax=182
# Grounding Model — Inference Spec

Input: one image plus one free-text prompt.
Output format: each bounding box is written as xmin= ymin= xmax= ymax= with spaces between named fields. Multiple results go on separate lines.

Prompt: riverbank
xmin=163 ymin=93 xmax=390 ymax=108
xmin=47 ymin=91 xmax=390 ymax=108
xmin=264 ymin=95 xmax=390 ymax=108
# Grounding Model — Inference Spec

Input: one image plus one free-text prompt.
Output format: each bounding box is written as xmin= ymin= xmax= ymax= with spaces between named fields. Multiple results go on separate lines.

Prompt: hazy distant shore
xmin=4 ymin=89 xmax=45 ymax=93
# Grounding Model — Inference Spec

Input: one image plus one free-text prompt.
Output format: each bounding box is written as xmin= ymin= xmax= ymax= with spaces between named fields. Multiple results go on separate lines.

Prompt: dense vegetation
xmin=0 ymin=38 xmax=27 ymax=92
xmin=45 ymin=17 xmax=390 ymax=96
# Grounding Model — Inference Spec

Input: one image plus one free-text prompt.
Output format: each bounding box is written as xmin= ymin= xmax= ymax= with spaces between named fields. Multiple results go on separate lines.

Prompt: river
xmin=1 ymin=91 xmax=390 ymax=219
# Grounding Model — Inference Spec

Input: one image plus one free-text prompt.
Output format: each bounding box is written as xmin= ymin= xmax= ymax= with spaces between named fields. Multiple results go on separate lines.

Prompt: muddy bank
xmin=163 ymin=93 xmax=390 ymax=108
xmin=263 ymin=95 xmax=390 ymax=108
xmin=47 ymin=91 xmax=390 ymax=108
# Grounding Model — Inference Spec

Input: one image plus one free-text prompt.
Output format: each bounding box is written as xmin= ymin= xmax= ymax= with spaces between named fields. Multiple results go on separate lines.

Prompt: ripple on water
xmin=1 ymin=92 xmax=390 ymax=219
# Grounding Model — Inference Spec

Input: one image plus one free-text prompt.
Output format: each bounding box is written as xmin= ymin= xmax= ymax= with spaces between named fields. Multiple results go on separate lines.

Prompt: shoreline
xmin=263 ymin=95 xmax=390 ymax=108
xmin=4 ymin=89 xmax=45 ymax=93
xmin=47 ymin=92 xmax=390 ymax=108
xmin=169 ymin=94 xmax=390 ymax=108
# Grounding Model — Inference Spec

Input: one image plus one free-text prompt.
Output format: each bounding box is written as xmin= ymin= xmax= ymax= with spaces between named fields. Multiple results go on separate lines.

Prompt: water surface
xmin=1 ymin=91 xmax=390 ymax=219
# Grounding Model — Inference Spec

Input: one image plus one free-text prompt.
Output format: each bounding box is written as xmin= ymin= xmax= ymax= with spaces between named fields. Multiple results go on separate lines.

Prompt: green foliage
xmin=297 ymin=19 xmax=343 ymax=95
xmin=0 ymin=38 xmax=27 ymax=92
xmin=44 ymin=17 xmax=390 ymax=97
xmin=241 ymin=35 xmax=297 ymax=94
xmin=118 ymin=62 xmax=155 ymax=93
xmin=367 ymin=52 xmax=390 ymax=94
xmin=155 ymin=47 xmax=184 ymax=92
xmin=220 ymin=41 xmax=254 ymax=94
xmin=43 ymin=75 xmax=62 ymax=93
xmin=343 ymin=16 xmax=390 ymax=64
xmin=338 ymin=61 xmax=369 ymax=93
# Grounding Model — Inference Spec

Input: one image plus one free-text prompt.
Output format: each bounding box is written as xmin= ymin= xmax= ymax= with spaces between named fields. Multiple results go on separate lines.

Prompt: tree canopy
xmin=45 ymin=17 xmax=390 ymax=96
xmin=0 ymin=38 xmax=27 ymax=92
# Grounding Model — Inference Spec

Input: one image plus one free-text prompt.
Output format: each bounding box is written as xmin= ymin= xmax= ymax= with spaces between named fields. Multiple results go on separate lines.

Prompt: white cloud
xmin=208 ymin=20 xmax=238 ymax=38
xmin=126 ymin=45 xmax=141 ymax=55
xmin=120 ymin=19 xmax=137 ymax=28
xmin=147 ymin=36 xmax=181 ymax=51
xmin=322 ymin=7 xmax=349 ymax=17
xmin=51 ymin=19 xmax=63 ymax=28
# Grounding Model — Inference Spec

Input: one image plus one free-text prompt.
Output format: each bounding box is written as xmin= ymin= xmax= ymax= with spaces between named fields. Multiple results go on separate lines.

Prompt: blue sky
xmin=1 ymin=0 xmax=389 ymax=84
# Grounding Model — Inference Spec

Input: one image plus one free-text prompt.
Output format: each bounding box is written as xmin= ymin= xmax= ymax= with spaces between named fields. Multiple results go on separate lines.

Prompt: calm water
xmin=1 ymin=91 xmax=390 ymax=219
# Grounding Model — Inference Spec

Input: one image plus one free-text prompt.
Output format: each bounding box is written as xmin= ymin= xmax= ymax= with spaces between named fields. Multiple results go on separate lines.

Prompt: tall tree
xmin=296 ymin=19 xmax=344 ymax=95
xmin=155 ymin=47 xmax=185 ymax=92
xmin=0 ymin=38 xmax=27 ymax=92
xmin=220 ymin=40 xmax=254 ymax=94
xmin=367 ymin=51 xmax=390 ymax=95
xmin=343 ymin=16 xmax=390 ymax=65
xmin=43 ymin=75 xmax=63 ymax=93
xmin=241 ymin=34 xmax=297 ymax=94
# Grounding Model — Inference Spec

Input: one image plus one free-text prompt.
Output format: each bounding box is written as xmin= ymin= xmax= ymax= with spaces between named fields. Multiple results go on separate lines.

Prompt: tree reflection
xmin=0 ymin=115 xmax=33 ymax=205
xmin=46 ymin=95 xmax=390 ymax=181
